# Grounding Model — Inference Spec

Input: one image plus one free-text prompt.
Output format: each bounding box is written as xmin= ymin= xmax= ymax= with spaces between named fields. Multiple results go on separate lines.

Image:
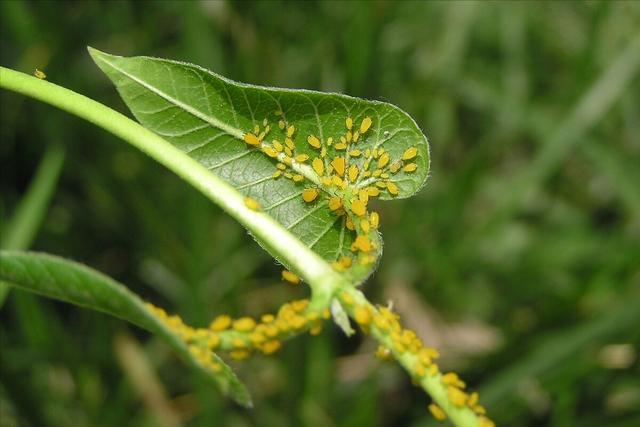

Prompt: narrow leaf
xmin=0 ymin=250 xmax=252 ymax=407
xmin=0 ymin=143 xmax=65 ymax=306
xmin=89 ymin=48 xmax=429 ymax=281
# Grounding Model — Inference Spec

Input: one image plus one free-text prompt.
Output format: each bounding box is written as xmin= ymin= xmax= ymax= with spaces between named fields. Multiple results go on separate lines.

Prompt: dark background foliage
xmin=1 ymin=1 xmax=639 ymax=426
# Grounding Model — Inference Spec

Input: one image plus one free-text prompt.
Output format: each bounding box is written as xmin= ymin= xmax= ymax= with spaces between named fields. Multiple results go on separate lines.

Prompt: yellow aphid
xmin=321 ymin=146 xmax=327 ymax=158
xmin=378 ymin=153 xmax=390 ymax=168
xmin=447 ymin=386 xmax=468 ymax=407
xmin=230 ymin=349 xmax=250 ymax=360
xmin=353 ymin=235 xmax=372 ymax=252
xmin=233 ymin=337 xmax=247 ymax=349
xmin=387 ymin=182 xmax=399 ymax=195
xmin=365 ymin=148 xmax=372 ymax=157
xmin=353 ymin=131 xmax=360 ymax=142
xmin=413 ymin=361 xmax=426 ymax=378
xmin=254 ymin=124 xmax=260 ymax=134
xmin=334 ymin=142 xmax=347 ymax=150
xmin=250 ymin=332 xmax=266 ymax=345
xmin=262 ymin=340 xmax=282 ymax=355
xmin=370 ymin=212 xmax=380 ymax=229
xmin=34 ymin=69 xmax=46 ymax=79
xmin=311 ymin=157 xmax=324 ymax=176
xmin=282 ymin=269 xmax=301 ymax=284
xmin=376 ymin=181 xmax=387 ymax=188
xmin=348 ymin=164 xmax=360 ymax=183
xmin=346 ymin=216 xmax=355 ymax=230
xmin=474 ymin=405 xmax=487 ymax=415
xmin=373 ymin=169 xmax=383 ymax=177
xmin=302 ymin=188 xmax=320 ymax=202
xmin=277 ymin=163 xmax=287 ymax=170
xmin=349 ymin=150 xmax=362 ymax=157
xmin=263 ymin=147 xmax=278 ymax=158
xmin=403 ymin=147 xmax=418 ymax=160
xmin=273 ymin=170 xmax=282 ymax=178
xmin=375 ymin=345 xmax=392 ymax=360
xmin=331 ymin=175 xmax=343 ymax=187
xmin=284 ymin=147 xmax=293 ymax=157
xmin=346 ymin=117 xmax=353 ymax=130
xmin=307 ymin=135 xmax=321 ymax=148
xmin=428 ymin=403 xmax=447 ymax=421
xmin=287 ymin=125 xmax=295 ymax=137
xmin=209 ymin=314 xmax=232 ymax=331
xmin=346 ymin=131 xmax=352 ymax=143
xmin=273 ymin=141 xmax=284 ymax=152
xmin=278 ymin=120 xmax=286 ymax=130
xmin=262 ymin=118 xmax=268 ymax=127
xmin=351 ymin=199 xmax=367 ymax=217
xmin=331 ymin=157 xmax=346 ymax=177
xmin=361 ymin=219 xmax=370 ymax=233
xmin=244 ymin=133 xmax=261 ymax=146
xmin=338 ymin=256 xmax=352 ymax=269
xmin=367 ymin=187 xmax=380 ymax=197
xmin=340 ymin=136 xmax=347 ymax=145
xmin=285 ymin=137 xmax=295 ymax=150
xmin=322 ymin=176 xmax=332 ymax=186
xmin=233 ymin=317 xmax=256 ymax=332
xmin=310 ymin=323 xmax=323 ymax=335
xmin=442 ymin=372 xmax=465 ymax=388
xmin=372 ymin=149 xmax=379 ymax=158
xmin=327 ymin=137 xmax=334 ymax=146
xmin=381 ymin=173 xmax=390 ymax=179
xmin=389 ymin=161 xmax=402 ymax=173
xmin=295 ymin=154 xmax=309 ymax=162
xmin=329 ymin=196 xmax=343 ymax=211
xmin=354 ymin=306 xmax=372 ymax=325
xmin=360 ymin=117 xmax=372 ymax=133
xmin=292 ymin=174 xmax=304 ymax=182
xmin=207 ymin=335 xmax=220 ymax=349
xmin=258 ymin=131 xmax=266 ymax=141
xmin=244 ymin=197 xmax=261 ymax=210
xmin=468 ymin=392 xmax=479 ymax=407
xmin=404 ymin=163 xmax=418 ymax=172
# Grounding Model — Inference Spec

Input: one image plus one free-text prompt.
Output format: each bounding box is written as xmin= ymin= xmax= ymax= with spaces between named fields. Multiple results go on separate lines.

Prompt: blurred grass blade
xmin=494 ymin=33 xmax=640 ymax=219
xmin=114 ymin=333 xmax=183 ymax=427
xmin=89 ymin=47 xmax=430 ymax=282
xmin=0 ymin=250 xmax=252 ymax=407
xmin=480 ymin=295 xmax=640 ymax=409
xmin=0 ymin=143 xmax=65 ymax=305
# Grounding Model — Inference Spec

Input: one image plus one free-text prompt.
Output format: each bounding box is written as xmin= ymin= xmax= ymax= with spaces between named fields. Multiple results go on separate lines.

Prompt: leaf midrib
xmin=98 ymin=55 xmax=325 ymax=187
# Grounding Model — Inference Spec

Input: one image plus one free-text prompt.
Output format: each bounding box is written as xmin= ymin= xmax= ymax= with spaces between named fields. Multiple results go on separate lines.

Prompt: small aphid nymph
xmin=34 ymin=69 xmax=47 ymax=79
xmin=302 ymin=188 xmax=320 ymax=203
xmin=244 ymin=197 xmax=261 ymax=211
xmin=282 ymin=269 xmax=301 ymax=285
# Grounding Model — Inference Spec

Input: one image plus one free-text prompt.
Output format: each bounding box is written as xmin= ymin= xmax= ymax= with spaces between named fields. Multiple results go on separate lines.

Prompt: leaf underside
xmin=0 ymin=251 xmax=252 ymax=407
xmin=90 ymin=48 xmax=430 ymax=280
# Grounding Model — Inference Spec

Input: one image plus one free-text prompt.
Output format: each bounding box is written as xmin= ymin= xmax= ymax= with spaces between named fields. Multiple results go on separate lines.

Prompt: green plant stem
xmin=342 ymin=286 xmax=483 ymax=427
xmin=0 ymin=66 xmax=481 ymax=426
xmin=0 ymin=66 xmax=345 ymax=308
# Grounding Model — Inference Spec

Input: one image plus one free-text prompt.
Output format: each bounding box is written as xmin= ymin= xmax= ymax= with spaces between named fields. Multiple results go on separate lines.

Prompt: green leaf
xmin=89 ymin=48 xmax=429 ymax=281
xmin=0 ymin=250 xmax=252 ymax=408
xmin=0 ymin=143 xmax=65 ymax=306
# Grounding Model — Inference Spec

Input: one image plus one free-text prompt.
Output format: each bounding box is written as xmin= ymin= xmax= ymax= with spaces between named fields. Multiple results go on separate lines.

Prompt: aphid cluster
xmin=146 ymin=299 xmax=330 ymax=363
xmin=243 ymin=113 xmax=420 ymax=270
xmin=341 ymin=294 xmax=495 ymax=427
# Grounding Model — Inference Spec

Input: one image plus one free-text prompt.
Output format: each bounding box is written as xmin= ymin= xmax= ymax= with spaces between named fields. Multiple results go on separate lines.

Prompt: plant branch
xmin=0 ymin=66 xmax=345 ymax=307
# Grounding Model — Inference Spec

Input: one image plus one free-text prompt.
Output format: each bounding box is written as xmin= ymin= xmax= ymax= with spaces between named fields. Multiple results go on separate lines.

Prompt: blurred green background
xmin=1 ymin=1 xmax=639 ymax=426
